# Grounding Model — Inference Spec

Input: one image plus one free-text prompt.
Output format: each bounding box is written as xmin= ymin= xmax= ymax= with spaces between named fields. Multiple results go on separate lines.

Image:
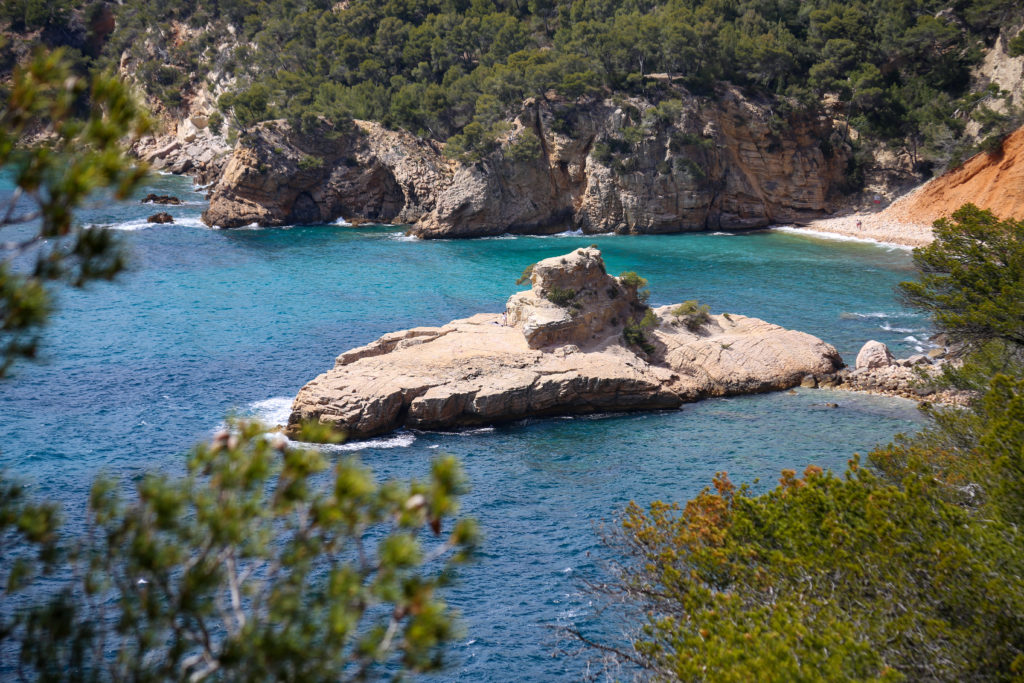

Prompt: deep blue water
xmin=0 ymin=175 xmax=929 ymax=679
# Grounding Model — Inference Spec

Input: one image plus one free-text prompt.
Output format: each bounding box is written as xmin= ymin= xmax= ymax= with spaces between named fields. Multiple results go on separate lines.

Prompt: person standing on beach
xmin=856 ymin=219 xmax=862 ymax=230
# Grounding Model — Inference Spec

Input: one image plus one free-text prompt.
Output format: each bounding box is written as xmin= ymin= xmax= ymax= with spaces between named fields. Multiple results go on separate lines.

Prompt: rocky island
xmin=287 ymin=248 xmax=843 ymax=439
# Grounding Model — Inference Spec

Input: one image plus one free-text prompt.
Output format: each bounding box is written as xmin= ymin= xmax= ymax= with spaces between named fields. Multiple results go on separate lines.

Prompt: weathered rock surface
xmin=827 ymin=340 xmax=970 ymax=404
xmin=855 ymin=340 xmax=896 ymax=370
xmin=206 ymin=88 xmax=853 ymax=235
xmin=203 ymin=120 xmax=451 ymax=228
xmin=142 ymin=194 xmax=182 ymax=205
xmin=287 ymin=248 xmax=843 ymax=439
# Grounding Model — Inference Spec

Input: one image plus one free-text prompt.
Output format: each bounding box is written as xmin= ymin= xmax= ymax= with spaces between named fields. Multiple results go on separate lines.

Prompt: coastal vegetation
xmin=3 ymin=0 xmax=1023 ymax=174
xmin=622 ymin=308 xmax=659 ymax=353
xmin=589 ymin=206 xmax=1024 ymax=680
xmin=671 ymin=299 xmax=711 ymax=331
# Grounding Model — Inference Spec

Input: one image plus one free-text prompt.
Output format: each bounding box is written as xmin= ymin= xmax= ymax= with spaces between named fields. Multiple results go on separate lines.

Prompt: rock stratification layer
xmin=287 ymin=248 xmax=843 ymax=439
xmin=206 ymin=90 xmax=851 ymax=236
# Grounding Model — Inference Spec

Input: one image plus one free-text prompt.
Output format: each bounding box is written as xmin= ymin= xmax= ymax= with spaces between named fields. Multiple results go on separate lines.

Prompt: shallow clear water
xmin=0 ymin=175 xmax=929 ymax=679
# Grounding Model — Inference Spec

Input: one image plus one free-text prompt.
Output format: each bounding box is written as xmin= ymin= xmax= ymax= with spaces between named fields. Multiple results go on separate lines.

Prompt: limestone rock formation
xmin=287 ymin=248 xmax=843 ymax=439
xmin=203 ymin=120 xmax=451 ymax=228
xmin=855 ymin=340 xmax=895 ymax=370
xmin=205 ymin=90 xmax=852 ymax=235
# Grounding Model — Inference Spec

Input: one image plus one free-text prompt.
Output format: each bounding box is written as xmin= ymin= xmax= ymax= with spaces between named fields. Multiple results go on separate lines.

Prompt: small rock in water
xmin=800 ymin=374 xmax=817 ymax=388
xmin=147 ymin=212 xmax=174 ymax=224
xmin=142 ymin=193 xmax=182 ymax=205
xmin=825 ymin=402 xmax=839 ymax=408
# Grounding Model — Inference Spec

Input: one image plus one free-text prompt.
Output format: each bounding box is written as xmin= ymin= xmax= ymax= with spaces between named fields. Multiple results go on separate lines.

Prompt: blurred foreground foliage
xmin=4 ymin=421 xmax=478 ymax=680
xmin=0 ymin=50 xmax=477 ymax=681
xmin=0 ymin=48 xmax=150 ymax=376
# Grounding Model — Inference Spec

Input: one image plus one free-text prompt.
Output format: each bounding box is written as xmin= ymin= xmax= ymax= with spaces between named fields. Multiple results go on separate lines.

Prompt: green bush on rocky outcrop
xmin=623 ymin=309 xmax=659 ymax=354
xmin=545 ymin=286 xmax=577 ymax=308
xmin=672 ymin=300 xmax=711 ymax=331
xmin=619 ymin=271 xmax=650 ymax=304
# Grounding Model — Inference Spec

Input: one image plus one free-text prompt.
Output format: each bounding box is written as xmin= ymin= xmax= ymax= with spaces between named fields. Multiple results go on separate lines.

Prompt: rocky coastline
xmin=286 ymin=248 xmax=844 ymax=439
xmin=204 ymin=90 xmax=875 ymax=237
xmin=820 ymin=339 xmax=970 ymax=405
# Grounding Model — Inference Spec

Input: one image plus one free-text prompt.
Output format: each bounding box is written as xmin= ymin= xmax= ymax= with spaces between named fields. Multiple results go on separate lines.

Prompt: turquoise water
xmin=0 ymin=175 xmax=929 ymax=678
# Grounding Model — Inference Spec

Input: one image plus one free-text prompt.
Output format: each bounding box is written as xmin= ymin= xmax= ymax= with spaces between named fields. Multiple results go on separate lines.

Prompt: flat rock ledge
xmin=287 ymin=248 xmax=843 ymax=440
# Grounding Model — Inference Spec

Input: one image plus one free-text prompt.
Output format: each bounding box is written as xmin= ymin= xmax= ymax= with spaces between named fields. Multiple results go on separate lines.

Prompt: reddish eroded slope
xmin=892 ymin=126 xmax=1024 ymax=224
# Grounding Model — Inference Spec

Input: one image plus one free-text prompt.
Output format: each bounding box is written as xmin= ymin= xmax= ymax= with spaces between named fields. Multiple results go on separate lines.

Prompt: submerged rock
xmin=287 ymin=248 xmax=843 ymax=440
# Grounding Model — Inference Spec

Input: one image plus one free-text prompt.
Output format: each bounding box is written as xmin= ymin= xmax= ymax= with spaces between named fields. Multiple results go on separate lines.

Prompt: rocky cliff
xmin=287 ymin=248 xmax=843 ymax=439
xmin=205 ymin=89 xmax=853 ymax=236
xmin=202 ymin=120 xmax=451 ymax=228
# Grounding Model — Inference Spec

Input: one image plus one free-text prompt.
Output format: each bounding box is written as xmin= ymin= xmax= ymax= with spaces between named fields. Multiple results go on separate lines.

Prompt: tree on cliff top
xmin=1 ymin=50 xmax=478 ymax=681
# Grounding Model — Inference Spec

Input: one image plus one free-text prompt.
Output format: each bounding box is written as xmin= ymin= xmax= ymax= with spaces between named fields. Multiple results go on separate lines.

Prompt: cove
xmin=0 ymin=174 xmax=927 ymax=680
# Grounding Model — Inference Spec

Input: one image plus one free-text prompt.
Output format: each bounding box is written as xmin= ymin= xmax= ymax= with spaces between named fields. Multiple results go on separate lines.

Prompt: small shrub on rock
xmin=623 ymin=309 xmax=659 ymax=353
xmin=545 ymin=286 xmax=577 ymax=307
xmin=672 ymin=300 xmax=711 ymax=331
xmin=619 ymin=271 xmax=651 ymax=304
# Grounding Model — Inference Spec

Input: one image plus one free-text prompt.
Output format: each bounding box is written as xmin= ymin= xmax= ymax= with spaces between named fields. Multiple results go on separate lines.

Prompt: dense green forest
xmin=3 ymin=0 xmax=1023 ymax=172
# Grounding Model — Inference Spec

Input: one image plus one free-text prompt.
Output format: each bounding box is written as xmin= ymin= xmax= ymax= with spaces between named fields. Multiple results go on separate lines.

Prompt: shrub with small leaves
xmin=545 ymin=286 xmax=577 ymax=307
xmin=516 ymin=263 xmax=535 ymax=286
xmin=623 ymin=308 xmax=659 ymax=353
xmin=619 ymin=271 xmax=651 ymax=304
xmin=672 ymin=299 xmax=711 ymax=331
xmin=298 ymin=154 xmax=324 ymax=170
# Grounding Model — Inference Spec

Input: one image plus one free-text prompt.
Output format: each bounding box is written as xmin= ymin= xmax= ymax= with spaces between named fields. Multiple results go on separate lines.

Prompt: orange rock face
xmin=897 ymin=126 xmax=1024 ymax=224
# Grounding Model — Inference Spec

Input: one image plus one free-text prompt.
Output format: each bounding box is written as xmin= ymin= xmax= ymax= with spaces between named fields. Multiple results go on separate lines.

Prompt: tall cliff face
xmin=202 ymin=120 xmax=451 ymax=228
xmin=204 ymin=88 xmax=851 ymax=236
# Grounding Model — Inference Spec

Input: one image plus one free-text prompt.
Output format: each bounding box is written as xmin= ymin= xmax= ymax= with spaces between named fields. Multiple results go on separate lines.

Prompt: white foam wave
xmin=248 ymin=397 xmax=293 ymax=427
xmin=102 ymin=215 xmax=207 ymax=231
xmin=334 ymin=216 xmax=352 ymax=226
xmin=709 ymin=231 xmax=735 ymax=236
xmin=193 ymin=181 xmax=215 ymax=191
xmin=881 ymin=322 xmax=915 ymax=333
xmin=324 ymin=432 xmax=417 ymax=451
xmin=419 ymin=426 xmax=495 ymax=436
xmin=840 ymin=311 xmax=891 ymax=320
xmin=537 ymin=228 xmax=585 ymax=238
xmin=479 ymin=233 xmax=518 ymax=240
xmin=903 ymin=335 xmax=920 ymax=343
xmin=388 ymin=232 xmax=420 ymax=242
xmin=772 ymin=225 xmax=914 ymax=250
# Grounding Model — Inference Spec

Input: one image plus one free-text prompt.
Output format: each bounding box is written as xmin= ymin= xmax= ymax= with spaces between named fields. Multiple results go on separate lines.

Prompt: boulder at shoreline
xmin=287 ymin=248 xmax=844 ymax=439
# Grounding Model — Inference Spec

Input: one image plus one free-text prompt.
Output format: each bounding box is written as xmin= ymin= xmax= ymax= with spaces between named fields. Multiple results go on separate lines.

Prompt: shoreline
xmin=786 ymin=212 xmax=933 ymax=248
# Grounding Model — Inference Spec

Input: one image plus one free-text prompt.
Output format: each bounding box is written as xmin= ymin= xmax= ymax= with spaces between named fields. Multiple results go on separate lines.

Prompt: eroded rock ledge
xmin=287 ymin=248 xmax=843 ymax=439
